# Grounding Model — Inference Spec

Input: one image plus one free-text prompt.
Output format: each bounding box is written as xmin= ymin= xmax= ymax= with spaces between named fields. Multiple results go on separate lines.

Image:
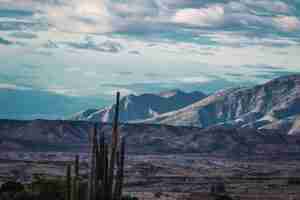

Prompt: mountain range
xmin=72 ymin=74 xmax=300 ymax=135
xmin=70 ymin=89 xmax=206 ymax=122
xmin=2 ymin=74 xmax=300 ymax=157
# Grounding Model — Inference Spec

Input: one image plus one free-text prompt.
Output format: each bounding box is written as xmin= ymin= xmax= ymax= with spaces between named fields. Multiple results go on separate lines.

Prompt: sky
xmin=0 ymin=0 xmax=300 ymax=119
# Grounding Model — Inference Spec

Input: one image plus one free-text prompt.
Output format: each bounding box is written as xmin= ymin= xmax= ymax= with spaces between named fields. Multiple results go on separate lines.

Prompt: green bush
xmin=214 ymin=195 xmax=233 ymax=200
xmin=31 ymin=178 xmax=66 ymax=200
xmin=0 ymin=181 xmax=26 ymax=200
xmin=288 ymin=177 xmax=300 ymax=185
xmin=0 ymin=181 xmax=24 ymax=193
xmin=122 ymin=195 xmax=139 ymax=200
xmin=0 ymin=178 xmax=66 ymax=200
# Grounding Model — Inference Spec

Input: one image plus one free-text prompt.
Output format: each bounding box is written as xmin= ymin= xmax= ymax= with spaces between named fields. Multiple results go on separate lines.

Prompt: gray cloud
xmin=117 ymin=71 xmax=133 ymax=76
xmin=43 ymin=40 xmax=59 ymax=48
xmin=0 ymin=21 xmax=46 ymax=31
xmin=9 ymin=32 xmax=38 ymax=39
xmin=0 ymin=37 xmax=13 ymax=45
xmin=22 ymin=64 xmax=40 ymax=70
xmin=225 ymin=73 xmax=244 ymax=78
xmin=128 ymin=50 xmax=141 ymax=55
xmin=253 ymin=70 xmax=298 ymax=80
xmin=64 ymin=37 xmax=123 ymax=53
xmin=144 ymin=72 xmax=162 ymax=78
xmin=34 ymin=51 xmax=54 ymax=56
xmin=242 ymin=64 xmax=286 ymax=70
xmin=172 ymin=1 xmax=300 ymax=33
xmin=0 ymin=9 xmax=33 ymax=18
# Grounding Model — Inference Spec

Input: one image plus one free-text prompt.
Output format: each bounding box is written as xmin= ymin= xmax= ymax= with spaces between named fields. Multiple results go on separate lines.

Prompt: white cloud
xmin=243 ymin=0 xmax=290 ymax=13
xmin=84 ymin=71 xmax=98 ymax=77
xmin=46 ymin=87 xmax=80 ymax=96
xmin=171 ymin=1 xmax=300 ymax=33
xmin=64 ymin=67 xmax=80 ymax=72
xmin=104 ymin=88 xmax=135 ymax=97
xmin=172 ymin=5 xmax=225 ymax=27
xmin=109 ymin=0 xmax=160 ymax=19
xmin=0 ymin=83 xmax=32 ymax=90
xmin=175 ymin=76 xmax=211 ymax=83
xmin=273 ymin=16 xmax=300 ymax=32
xmin=42 ymin=0 xmax=114 ymax=33
xmin=2 ymin=0 xmax=299 ymax=34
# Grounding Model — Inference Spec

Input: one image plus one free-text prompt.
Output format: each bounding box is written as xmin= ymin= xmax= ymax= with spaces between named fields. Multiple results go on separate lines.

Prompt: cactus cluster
xmin=65 ymin=92 xmax=126 ymax=200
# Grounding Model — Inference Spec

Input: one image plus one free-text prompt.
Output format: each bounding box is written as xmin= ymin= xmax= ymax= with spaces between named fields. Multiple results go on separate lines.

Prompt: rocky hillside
xmin=70 ymin=90 xmax=206 ymax=122
xmin=1 ymin=119 xmax=300 ymax=159
xmin=141 ymin=75 xmax=300 ymax=134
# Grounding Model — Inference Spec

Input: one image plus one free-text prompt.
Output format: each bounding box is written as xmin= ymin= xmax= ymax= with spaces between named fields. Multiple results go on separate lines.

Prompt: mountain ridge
xmin=73 ymin=74 xmax=300 ymax=135
xmin=70 ymin=89 xmax=207 ymax=122
xmin=137 ymin=74 xmax=300 ymax=134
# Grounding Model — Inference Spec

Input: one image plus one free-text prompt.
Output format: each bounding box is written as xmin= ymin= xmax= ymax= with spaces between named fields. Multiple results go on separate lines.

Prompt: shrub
xmin=122 ymin=194 xmax=139 ymax=200
xmin=0 ymin=181 xmax=26 ymax=200
xmin=288 ymin=177 xmax=300 ymax=185
xmin=0 ymin=181 xmax=24 ymax=193
xmin=31 ymin=178 xmax=65 ymax=200
xmin=214 ymin=194 xmax=233 ymax=200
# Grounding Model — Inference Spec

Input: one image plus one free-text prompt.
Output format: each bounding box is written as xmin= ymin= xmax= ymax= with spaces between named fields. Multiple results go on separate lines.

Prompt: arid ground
xmin=1 ymin=152 xmax=300 ymax=200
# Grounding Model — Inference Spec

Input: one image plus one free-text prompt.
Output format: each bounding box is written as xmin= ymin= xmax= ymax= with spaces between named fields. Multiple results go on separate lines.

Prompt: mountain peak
xmin=70 ymin=89 xmax=207 ymax=122
xmin=158 ymin=89 xmax=184 ymax=98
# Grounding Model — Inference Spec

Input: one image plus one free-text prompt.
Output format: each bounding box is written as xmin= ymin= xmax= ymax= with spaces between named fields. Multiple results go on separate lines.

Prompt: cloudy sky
xmin=0 ymin=0 xmax=300 ymax=119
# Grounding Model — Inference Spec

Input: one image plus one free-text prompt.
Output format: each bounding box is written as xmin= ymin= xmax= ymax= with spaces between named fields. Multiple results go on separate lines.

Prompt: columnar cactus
xmin=73 ymin=155 xmax=79 ymax=200
xmin=108 ymin=92 xmax=120 ymax=200
xmin=115 ymin=137 xmax=126 ymax=200
xmin=84 ymin=92 xmax=125 ymax=200
xmin=87 ymin=125 xmax=98 ymax=200
xmin=66 ymin=164 xmax=71 ymax=200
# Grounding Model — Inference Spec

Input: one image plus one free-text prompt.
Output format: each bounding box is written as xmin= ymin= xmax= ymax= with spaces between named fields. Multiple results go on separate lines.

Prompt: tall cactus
xmin=74 ymin=155 xmax=79 ymax=179
xmin=108 ymin=91 xmax=120 ymax=199
xmin=66 ymin=164 xmax=72 ymax=200
xmin=87 ymin=125 xmax=98 ymax=200
xmin=104 ymin=143 xmax=109 ymax=199
xmin=85 ymin=92 xmax=126 ymax=200
xmin=73 ymin=155 xmax=79 ymax=200
xmin=115 ymin=137 xmax=126 ymax=200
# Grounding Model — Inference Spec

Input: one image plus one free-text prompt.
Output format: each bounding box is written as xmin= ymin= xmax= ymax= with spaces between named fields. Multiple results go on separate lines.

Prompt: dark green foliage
xmin=121 ymin=195 xmax=139 ymax=200
xmin=13 ymin=191 xmax=35 ymax=200
xmin=31 ymin=178 xmax=66 ymax=200
xmin=214 ymin=195 xmax=233 ymax=200
xmin=0 ymin=181 xmax=24 ymax=193
xmin=0 ymin=179 xmax=66 ymax=200
xmin=210 ymin=181 xmax=226 ymax=194
xmin=210 ymin=180 xmax=233 ymax=200
xmin=288 ymin=177 xmax=300 ymax=185
xmin=73 ymin=155 xmax=80 ymax=200
xmin=66 ymin=165 xmax=71 ymax=200
xmin=0 ymin=181 xmax=25 ymax=200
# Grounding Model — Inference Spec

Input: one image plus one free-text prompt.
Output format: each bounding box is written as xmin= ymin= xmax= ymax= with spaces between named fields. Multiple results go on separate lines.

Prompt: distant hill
xmin=0 ymin=119 xmax=300 ymax=159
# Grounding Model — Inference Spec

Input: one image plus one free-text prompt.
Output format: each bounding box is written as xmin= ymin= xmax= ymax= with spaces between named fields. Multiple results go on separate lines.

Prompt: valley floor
xmin=0 ymin=153 xmax=300 ymax=200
